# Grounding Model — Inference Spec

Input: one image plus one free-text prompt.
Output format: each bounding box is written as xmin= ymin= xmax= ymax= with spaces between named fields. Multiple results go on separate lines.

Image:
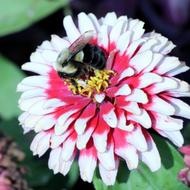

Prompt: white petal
xmin=127 ymin=127 xmax=148 ymax=152
xmin=41 ymin=50 xmax=58 ymax=63
xmin=128 ymin=109 xmax=152 ymax=129
xmin=23 ymin=114 xmax=42 ymax=130
xmin=17 ymin=83 xmax=35 ymax=92
xmin=77 ymin=126 xmax=94 ymax=150
xmin=30 ymin=132 xmax=47 ymax=156
xmin=50 ymin=129 xmax=72 ymax=149
xmin=140 ymin=137 xmax=161 ymax=172
xmin=117 ymin=31 xmax=132 ymax=54
xmin=110 ymin=19 xmax=126 ymax=43
xmin=20 ymin=76 xmax=49 ymax=88
xmin=129 ymin=50 xmax=153 ymax=73
xmin=115 ymin=84 xmax=131 ymax=96
xmin=36 ymin=133 xmax=51 ymax=157
xmin=48 ymin=147 xmax=62 ymax=174
xmin=98 ymin=25 xmax=109 ymax=50
xmin=61 ymin=137 xmax=76 ymax=161
xmin=51 ymin=35 xmax=70 ymax=51
xmin=138 ymin=73 xmax=163 ymax=88
xmin=63 ymin=15 xmax=80 ymax=43
xmin=115 ymin=145 xmax=138 ymax=170
xmin=169 ymin=98 xmax=190 ymax=119
xmin=131 ymin=20 xmax=145 ymax=41
xmin=22 ymin=62 xmax=51 ymax=75
xmin=93 ymin=131 xmax=108 ymax=153
xmin=122 ymin=102 xmax=141 ymax=115
xmin=19 ymin=97 xmax=45 ymax=112
xmin=94 ymin=93 xmax=105 ymax=103
xmin=167 ymin=62 xmax=189 ymax=76
xmin=30 ymin=52 xmax=48 ymax=65
xmin=102 ymin=109 xmax=117 ymax=128
xmin=98 ymin=143 xmax=115 ymax=170
xmin=117 ymin=110 xmax=134 ymax=132
xmin=28 ymin=99 xmax=55 ymax=115
xmin=78 ymin=12 xmax=96 ymax=33
xmin=154 ymin=114 xmax=183 ymax=131
xmin=43 ymin=98 xmax=66 ymax=109
xmin=103 ymin=12 xmax=117 ymax=26
xmin=147 ymin=96 xmax=175 ymax=115
xmin=159 ymin=130 xmax=184 ymax=147
xmin=150 ymin=77 xmax=178 ymax=94
xmin=99 ymin=160 xmax=119 ymax=186
xmin=143 ymin=53 xmax=163 ymax=72
xmin=126 ymin=38 xmax=146 ymax=58
xmin=34 ymin=115 xmax=55 ymax=132
xmin=18 ymin=112 xmax=29 ymax=124
xmin=60 ymin=155 xmax=74 ymax=176
xmin=55 ymin=109 xmax=79 ymax=135
xmin=20 ymin=88 xmax=46 ymax=100
xmin=126 ymin=89 xmax=148 ymax=104
xmin=138 ymin=39 xmax=158 ymax=53
xmin=79 ymin=153 xmax=97 ymax=183
xmin=88 ymin=13 xmax=101 ymax=31
xmin=156 ymin=56 xmax=181 ymax=75
xmin=75 ymin=104 xmax=96 ymax=135
xmin=118 ymin=67 xmax=135 ymax=82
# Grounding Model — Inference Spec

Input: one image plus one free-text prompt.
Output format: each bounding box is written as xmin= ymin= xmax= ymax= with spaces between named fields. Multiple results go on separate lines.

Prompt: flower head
xmin=18 ymin=12 xmax=190 ymax=185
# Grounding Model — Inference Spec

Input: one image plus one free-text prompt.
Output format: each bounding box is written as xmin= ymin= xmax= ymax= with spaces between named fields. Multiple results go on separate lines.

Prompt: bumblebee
xmin=55 ymin=31 xmax=107 ymax=79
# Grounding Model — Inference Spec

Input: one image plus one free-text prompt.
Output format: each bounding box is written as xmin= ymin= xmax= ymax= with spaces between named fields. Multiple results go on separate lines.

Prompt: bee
xmin=55 ymin=31 xmax=107 ymax=79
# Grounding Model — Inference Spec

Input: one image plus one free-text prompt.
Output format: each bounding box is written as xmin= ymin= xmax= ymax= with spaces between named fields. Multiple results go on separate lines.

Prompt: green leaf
xmin=93 ymin=134 xmax=189 ymax=190
xmin=0 ymin=0 xmax=68 ymax=36
xmin=0 ymin=56 xmax=24 ymax=119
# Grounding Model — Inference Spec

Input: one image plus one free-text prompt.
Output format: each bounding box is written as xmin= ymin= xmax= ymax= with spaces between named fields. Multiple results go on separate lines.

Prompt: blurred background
xmin=0 ymin=0 xmax=190 ymax=189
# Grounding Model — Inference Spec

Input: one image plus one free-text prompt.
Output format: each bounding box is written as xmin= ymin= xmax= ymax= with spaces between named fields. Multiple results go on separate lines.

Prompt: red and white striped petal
xmin=79 ymin=145 xmax=97 ymax=183
xmin=126 ymin=125 xmax=148 ymax=152
xmin=128 ymin=109 xmax=152 ymax=129
xmin=93 ymin=116 xmax=110 ymax=153
xmin=75 ymin=103 xmax=96 ymax=135
xmin=61 ymin=132 xmax=77 ymax=161
xmin=113 ymin=129 xmax=139 ymax=169
xmin=129 ymin=50 xmax=153 ymax=73
xmin=145 ymin=95 xmax=175 ymax=115
xmin=77 ymin=116 xmax=98 ymax=150
xmin=100 ymin=102 xmax=117 ymax=128
xmin=138 ymin=73 xmax=162 ymax=88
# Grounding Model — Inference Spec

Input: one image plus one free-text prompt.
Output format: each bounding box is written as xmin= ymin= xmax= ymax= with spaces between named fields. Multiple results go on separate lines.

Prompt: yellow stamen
xmin=67 ymin=69 xmax=114 ymax=98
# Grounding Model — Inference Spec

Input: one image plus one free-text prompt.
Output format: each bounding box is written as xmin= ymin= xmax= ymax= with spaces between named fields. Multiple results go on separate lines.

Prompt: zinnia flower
xmin=17 ymin=12 xmax=190 ymax=185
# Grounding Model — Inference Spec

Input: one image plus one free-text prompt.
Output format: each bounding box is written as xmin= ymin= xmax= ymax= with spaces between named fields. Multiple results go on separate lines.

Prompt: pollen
xmin=67 ymin=69 xmax=114 ymax=98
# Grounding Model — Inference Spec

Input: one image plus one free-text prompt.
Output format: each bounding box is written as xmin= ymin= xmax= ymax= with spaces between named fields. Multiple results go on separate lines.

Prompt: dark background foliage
xmin=0 ymin=0 xmax=190 ymax=189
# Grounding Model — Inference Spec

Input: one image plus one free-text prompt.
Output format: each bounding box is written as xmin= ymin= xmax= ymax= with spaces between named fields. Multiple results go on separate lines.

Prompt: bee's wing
xmin=69 ymin=30 xmax=95 ymax=56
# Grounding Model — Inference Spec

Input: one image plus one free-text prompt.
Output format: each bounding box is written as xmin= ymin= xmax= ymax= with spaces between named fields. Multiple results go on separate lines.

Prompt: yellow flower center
xmin=67 ymin=69 xmax=114 ymax=97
